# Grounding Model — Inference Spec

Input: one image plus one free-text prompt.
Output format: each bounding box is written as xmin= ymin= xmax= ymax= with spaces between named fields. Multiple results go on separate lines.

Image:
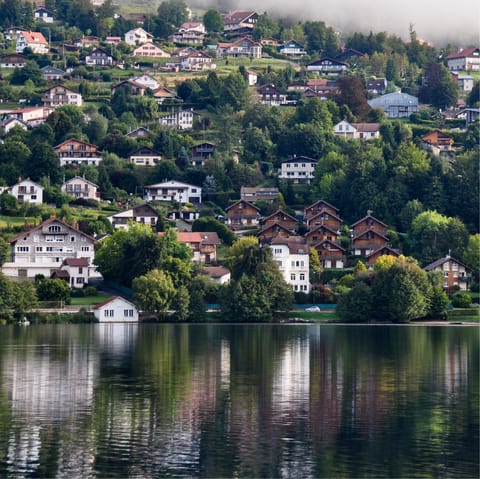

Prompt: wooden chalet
xmin=225 ymin=200 xmax=261 ymax=228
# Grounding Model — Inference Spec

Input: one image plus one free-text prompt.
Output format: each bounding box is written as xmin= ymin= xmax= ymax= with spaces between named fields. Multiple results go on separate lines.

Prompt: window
xmin=444 ymin=271 xmax=449 ymax=277
xmin=300 ymin=273 xmax=305 ymax=281
xmin=274 ymin=248 xmax=282 ymax=254
xmin=71 ymin=236 xmax=75 ymax=242
xmin=17 ymin=246 xmax=29 ymax=252
xmin=81 ymin=246 xmax=90 ymax=252
xmin=36 ymin=246 xmax=43 ymax=252
xmin=76 ymin=277 xmax=84 ymax=284
xmin=48 ymin=225 xmax=61 ymax=233
xmin=290 ymin=274 xmax=296 ymax=281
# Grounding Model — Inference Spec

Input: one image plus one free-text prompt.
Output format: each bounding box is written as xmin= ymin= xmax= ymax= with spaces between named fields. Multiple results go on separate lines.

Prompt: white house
xmin=279 ymin=40 xmax=307 ymax=57
xmin=61 ymin=176 xmax=100 ymax=201
xmin=16 ymin=31 xmax=49 ymax=54
xmin=333 ymin=121 xmax=381 ymax=140
xmin=43 ymin=86 xmax=83 ymax=108
xmin=278 ymin=156 xmax=317 ymax=184
xmin=128 ymin=147 xmax=162 ymax=167
xmin=52 ymin=257 xmax=91 ymax=288
xmin=132 ymin=42 xmax=170 ymax=58
xmin=2 ymin=217 xmax=99 ymax=281
xmin=307 ymin=57 xmax=347 ymax=75
xmin=124 ymin=28 xmax=153 ymax=46
xmin=34 ymin=7 xmax=55 ymax=23
xmin=144 ymin=180 xmax=202 ymax=204
xmin=446 ymin=48 xmax=480 ymax=71
xmin=93 ymin=296 xmax=139 ymax=322
xmin=9 ymin=178 xmax=43 ymax=205
xmin=269 ymin=236 xmax=310 ymax=293
xmin=158 ymin=109 xmax=194 ymax=130
xmin=107 ymin=204 xmax=159 ymax=230
xmin=201 ymin=266 xmax=231 ymax=284
xmin=0 ymin=117 xmax=28 ymax=136
xmin=129 ymin=74 xmax=159 ymax=90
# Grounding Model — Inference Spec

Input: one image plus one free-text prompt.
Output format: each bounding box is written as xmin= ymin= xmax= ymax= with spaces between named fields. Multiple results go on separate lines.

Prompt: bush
xmin=84 ymin=285 xmax=97 ymax=296
xmin=452 ymin=293 xmax=472 ymax=308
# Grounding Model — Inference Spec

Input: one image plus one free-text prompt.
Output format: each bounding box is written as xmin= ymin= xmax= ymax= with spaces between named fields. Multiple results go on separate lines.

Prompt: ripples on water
xmin=0 ymin=323 xmax=477 ymax=478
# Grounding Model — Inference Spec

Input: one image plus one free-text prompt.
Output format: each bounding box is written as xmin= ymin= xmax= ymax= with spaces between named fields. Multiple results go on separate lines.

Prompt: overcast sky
xmin=190 ymin=0 xmax=480 ymax=45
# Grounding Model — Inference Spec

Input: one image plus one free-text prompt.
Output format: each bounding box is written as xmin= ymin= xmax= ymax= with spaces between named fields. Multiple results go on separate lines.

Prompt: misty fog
xmin=188 ymin=0 xmax=479 ymax=46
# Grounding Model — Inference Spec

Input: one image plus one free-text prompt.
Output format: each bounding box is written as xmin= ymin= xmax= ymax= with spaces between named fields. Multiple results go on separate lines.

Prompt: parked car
xmin=305 ymin=306 xmax=320 ymax=312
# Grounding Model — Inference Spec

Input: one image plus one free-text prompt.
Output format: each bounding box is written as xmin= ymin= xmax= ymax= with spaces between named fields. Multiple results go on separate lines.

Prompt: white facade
xmin=9 ymin=179 xmax=43 ymax=205
xmin=158 ymin=110 xmax=194 ymax=130
xmin=129 ymin=74 xmax=159 ymax=90
xmin=124 ymin=28 xmax=153 ymax=46
xmin=16 ymin=31 xmax=48 ymax=54
xmin=93 ymin=296 xmax=139 ymax=323
xmin=61 ymin=176 xmax=100 ymax=201
xmin=107 ymin=205 xmax=158 ymax=230
xmin=269 ymin=241 xmax=310 ymax=293
xmin=333 ymin=121 xmax=380 ymax=140
xmin=2 ymin=217 xmax=99 ymax=281
xmin=144 ymin=181 xmax=202 ymax=204
xmin=278 ymin=157 xmax=317 ymax=184
xmin=447 ymin=48 xmax=480 ymax=71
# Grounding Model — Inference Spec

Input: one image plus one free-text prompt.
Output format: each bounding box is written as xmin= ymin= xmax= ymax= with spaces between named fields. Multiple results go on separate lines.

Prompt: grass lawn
xmin=70 ymin=293 xmax=112 ymax=307
xmin=0 ymin=215 xmax=37 ymax=229
xmin=285 ymin=311 xmax=339 ymax=322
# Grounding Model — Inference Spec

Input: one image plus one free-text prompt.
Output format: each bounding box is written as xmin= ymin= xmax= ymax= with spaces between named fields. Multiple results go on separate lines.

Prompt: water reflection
xmin=0 ymin=324 xmax=477 ymax=478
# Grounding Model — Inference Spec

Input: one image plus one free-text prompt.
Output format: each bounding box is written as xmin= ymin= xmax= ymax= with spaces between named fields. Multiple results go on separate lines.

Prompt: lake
xmin=0 ymin=323 xmax=478 ymax=478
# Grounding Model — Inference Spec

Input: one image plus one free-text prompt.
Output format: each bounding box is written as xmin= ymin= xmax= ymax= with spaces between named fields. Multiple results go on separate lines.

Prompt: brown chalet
xmin=424 ymin=255 xmax=473 ymax=292
xmin=352 ymin=229 xmax=389 ymax=257
xmin=307 ymin=209 xmax=343 ymax=230
xmin=366 ymin=245 xmax=401 ymax=267
xmin=351 ymin=212 xmax=388 ymax=236
xmin=258 ymin=223 xmax=293 ymax=243
xmin=304 ymin=200 xmax=340 ymax=222
xmin=421 ymin=130 xmax=454 ymax=155
xmin=313 ymin=239 xmax=346 ymax=269
xmin=263 ymin=209 xmax=297 ymax=231
xmin=225 ymin=200 xmax=261 ymax=228
xmin=305 ymin=224 xmax=340 ymax=244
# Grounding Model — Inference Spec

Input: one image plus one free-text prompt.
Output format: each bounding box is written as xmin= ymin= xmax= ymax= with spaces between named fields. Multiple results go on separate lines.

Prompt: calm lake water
xmin=0 ymin=323 xmax=478 ymax=478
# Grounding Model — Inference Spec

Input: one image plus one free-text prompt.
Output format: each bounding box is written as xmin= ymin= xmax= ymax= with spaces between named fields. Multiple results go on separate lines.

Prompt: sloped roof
xmin=62 ymin=176 xmax=99 ymax=188
xmin=20 ymin=31 xmax=47 ymax=44
xmin=366 ymin=245 xmax=401 ymax=259
xmin=201 ymin=266 xmax=230 ymax=278
xmin=312 ymin=239 xmax=346 ymax=251
xmin=225 ymin=199 xmax=261 ymax=212
xmin=352 ymin=122 xmax=380 ymax=133
xmin=351 ymin=214 xmax=388 ymax=229
xmin=446 ymin=47 xmax=480 ymax=60
xmin=92 ymin=295 xmax=136 ymax=310
xmin=263 ymin=209 xmax=297 ymax=224
xmin=8 ymin=216 xmax=96 ymax=244
xmin=305 ymin=199 xmax=339 ymax=213
xmin=258 ymin=222 xmax=294 ymax=236
xmin=353 ymin=229 xmax=389 ymax=242
xmin=424 ymin=256 xmax=472 ymax=272
xmin=63 ymin=257 xmax=89 ymax=267
xmin=270 ymin=235 xmax=309 ymax=254
xmin=223 ymin=11 xmax=257 ymax=24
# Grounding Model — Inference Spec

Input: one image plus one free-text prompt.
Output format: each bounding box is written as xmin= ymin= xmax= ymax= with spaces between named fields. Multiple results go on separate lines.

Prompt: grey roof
xmin=368 ymin=92 xmax=418 ymax=108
